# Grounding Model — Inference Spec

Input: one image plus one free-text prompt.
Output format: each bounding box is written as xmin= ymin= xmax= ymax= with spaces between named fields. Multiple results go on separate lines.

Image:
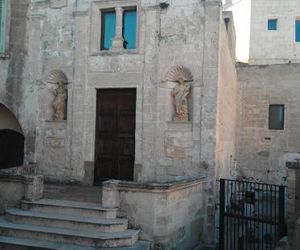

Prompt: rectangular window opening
xmin=268 ymin=19 xmax=278 ymax=31
xmin=269 ymin=104 xmax=285 ymax=130
xmin=122 ymin=8 xmax=137 ymax=49
xmin=100 ymin=10 xmax=116 ymax=50
xmin=296 ymin=19 xmax=300 ymax=42
xmin=0 ymin=0 xmax=7 ymax=53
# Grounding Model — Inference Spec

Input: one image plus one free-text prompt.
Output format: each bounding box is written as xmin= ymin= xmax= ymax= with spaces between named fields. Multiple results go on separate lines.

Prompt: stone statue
xmin=52 ymin=80 xmax=66 ymax=121
xmin=172 ymin=78 xmax=190 ymax=122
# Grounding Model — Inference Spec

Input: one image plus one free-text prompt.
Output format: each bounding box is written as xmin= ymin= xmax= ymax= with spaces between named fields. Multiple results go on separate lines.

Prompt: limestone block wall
xmin=102 ymin=177 xmax=207 ymax=249
xmin=155 ymin=0 xmax=220 ymax=183
xmin=68 ymin=0 xmax=223 ymax=186
xmin=236 ymin=64 xmax=300 ymax=184
xmin=0 ymin=0 xmax=37 ymax=164
xmin=0 ymin=165 xmax=44 ymax=213
xmin=287 ymin=162 xmax=300 ymax=250
xmin=216 ymin=12 xmax=238 ymax=180
xmin=287 ymin=162 xmax=300 ymax=218
xmin=249 ymin=0 xmax=300 ymax=65
xmin=27 ymin=0 xmax=75 ymax=181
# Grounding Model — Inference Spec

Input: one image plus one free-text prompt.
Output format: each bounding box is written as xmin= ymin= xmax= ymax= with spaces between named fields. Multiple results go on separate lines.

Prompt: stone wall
xmin=28 ymin=0 xmax=74 ymax=182
xmin=0 ymin=0 xmax=36 ymax=164
xmin=101 ymin=177 xmax=207 ymax=250
xmin=287 ymin=162 xmax=300 ymax=250
xmin=287 ymin=162 xmax=300 ymax=218
xmin=216 ymin=11 xmax=238 ymax=180
xmin=236 ymin=63 xmax=300 ymax=184
xmin=0 ymin=165 xmax=44 ymax=213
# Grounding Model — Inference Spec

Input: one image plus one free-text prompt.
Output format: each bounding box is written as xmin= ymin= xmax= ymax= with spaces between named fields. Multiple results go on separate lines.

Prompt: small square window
xmin=269 ymin=105 xmax=284 ymax=130
xmin=123 ymin=9 xmax=137 ymax=49
xmin=295 ymin=19 xmax=300 ymax=42
xmin=268 ymin=19 xmax=278 ymax=31
xmin=100 ymin=10 xmax=116 ymax=50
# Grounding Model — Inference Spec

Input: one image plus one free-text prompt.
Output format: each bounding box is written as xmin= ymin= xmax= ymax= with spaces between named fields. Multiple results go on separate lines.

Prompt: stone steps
xmin=21 ymin=199 xmax=117 ymax=219
xmin=0 ymin=219 xmax=139 ymax=247
xmin=0 ymin=236 xmax=150 ymax=250
xmin=6 ymin=208 xmax=128 ymax=233
xmin=0 ymin=198 xmax=149 ymax=249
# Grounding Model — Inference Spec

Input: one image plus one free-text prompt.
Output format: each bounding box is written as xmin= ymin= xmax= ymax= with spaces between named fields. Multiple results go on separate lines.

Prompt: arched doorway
xmin=0 ymin=104 xmax=24 ymax=169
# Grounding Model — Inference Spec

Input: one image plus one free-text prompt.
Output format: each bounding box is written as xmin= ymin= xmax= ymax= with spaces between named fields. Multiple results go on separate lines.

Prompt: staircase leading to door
xmin=0 ymin=198 xmax=150 ymax=250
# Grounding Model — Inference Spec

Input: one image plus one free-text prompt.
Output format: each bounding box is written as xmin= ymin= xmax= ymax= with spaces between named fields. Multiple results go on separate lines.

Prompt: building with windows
xmin=224 ymin=0 xmax=300 ymax=187
xmin=0 ymin=0 xmax=238 ymax=249
xmin=225 ymin=0 xmax=300 ymax=64
xmin=0 ymin=0 xmax=299 ymax=249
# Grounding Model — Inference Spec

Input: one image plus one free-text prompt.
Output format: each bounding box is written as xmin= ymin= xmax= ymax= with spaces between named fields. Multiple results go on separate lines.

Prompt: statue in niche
xmin=172 ymin=78 xmax=190 ymax=122
xmin=52 ymin=80 xmax=66 ymax=121
xmin=165 ymin=65 xmax=193 ymax=122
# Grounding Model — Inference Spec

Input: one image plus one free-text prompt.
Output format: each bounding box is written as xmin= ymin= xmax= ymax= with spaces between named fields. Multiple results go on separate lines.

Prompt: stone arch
xmin=0 ymin=103 xmax=24 ymax=169
xmin=44 ymin=70 xmax=68 ymax=120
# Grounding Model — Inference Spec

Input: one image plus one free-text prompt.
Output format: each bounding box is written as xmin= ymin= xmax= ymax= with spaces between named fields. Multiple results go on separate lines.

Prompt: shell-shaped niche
xmin=46 ymin=69 xmax=68 ymax=84
xmin=164 ymin=65 xmax=193 ymax=82
xmin=44 ymin=70 xmax=68 ymax=121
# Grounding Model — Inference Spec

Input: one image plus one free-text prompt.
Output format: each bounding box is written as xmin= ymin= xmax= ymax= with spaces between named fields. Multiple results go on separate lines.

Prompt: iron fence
xmin=219 ymin=179 xmax=286 ymax=250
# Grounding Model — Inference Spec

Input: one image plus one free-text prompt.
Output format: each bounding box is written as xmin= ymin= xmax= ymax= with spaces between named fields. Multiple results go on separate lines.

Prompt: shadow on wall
xmin=0 ymin=104 xmax=24 ymax=169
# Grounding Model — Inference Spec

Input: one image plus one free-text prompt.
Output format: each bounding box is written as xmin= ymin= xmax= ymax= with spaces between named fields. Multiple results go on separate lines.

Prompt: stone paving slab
xmin=0 ymin=236 xmax=150 ymax=250
xmin=22 ymin=199 xmax=116 ymax=211
xmin=6 ymin=208 xmax=126 ymax=225
xmin=0 ymin=219 xmax=138 ymax=240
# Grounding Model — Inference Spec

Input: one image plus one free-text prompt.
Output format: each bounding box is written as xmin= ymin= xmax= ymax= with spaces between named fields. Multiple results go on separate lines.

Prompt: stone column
xmin=111 ymin=7 xmax=124 ymax=51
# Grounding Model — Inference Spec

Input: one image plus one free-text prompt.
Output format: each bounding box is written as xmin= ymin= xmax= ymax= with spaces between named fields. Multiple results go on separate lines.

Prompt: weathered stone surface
xmin=102 ymin=177 xmax=207 ymax=249
xmin=50 ymin=0 xmax=67 ymax=9
xmin=0 ymin=166 xmax=44 ymax=213
xmin=24 ymin=175 xmax=44 ymax=201
xmin=0 ymin=0 xmax=242 ymax=247
xmin=236 ymin=64 xmax=300 ymax=185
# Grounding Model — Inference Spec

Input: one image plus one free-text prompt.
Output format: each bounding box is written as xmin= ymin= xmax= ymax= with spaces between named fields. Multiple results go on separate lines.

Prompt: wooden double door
xmin=94 ymin=89 xmax=136 ymax=183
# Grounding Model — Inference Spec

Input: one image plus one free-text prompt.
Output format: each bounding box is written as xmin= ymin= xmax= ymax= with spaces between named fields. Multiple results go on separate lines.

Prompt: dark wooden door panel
xmin=119 ymin=159 xmax=134 ymax=181
xmin=94 ymin=89 xmax=136 ymax=183
xmin=118 ymin=138 xmax=135 ymax=156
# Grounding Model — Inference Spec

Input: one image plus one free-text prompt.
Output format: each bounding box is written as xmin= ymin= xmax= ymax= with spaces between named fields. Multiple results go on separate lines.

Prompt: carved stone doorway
xmin=94 ymin=89 xmax=136 ymax=184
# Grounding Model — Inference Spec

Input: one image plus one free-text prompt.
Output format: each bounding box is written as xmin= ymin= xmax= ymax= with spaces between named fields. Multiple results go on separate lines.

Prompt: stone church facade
xmin=0 ymin=0 xmax=299 ymax=249
xmin=0 ymin=0 xmax=237 ymax=184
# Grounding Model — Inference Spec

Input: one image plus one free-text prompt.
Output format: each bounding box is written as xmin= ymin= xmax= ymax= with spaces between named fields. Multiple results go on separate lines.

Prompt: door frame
xmin=94 ymin=88 xmax=137 ymax=184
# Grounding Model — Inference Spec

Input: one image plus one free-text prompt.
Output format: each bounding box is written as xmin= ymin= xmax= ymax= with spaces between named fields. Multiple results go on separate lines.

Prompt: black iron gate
xmin=219 ymin=179 xmax=286 ymax=250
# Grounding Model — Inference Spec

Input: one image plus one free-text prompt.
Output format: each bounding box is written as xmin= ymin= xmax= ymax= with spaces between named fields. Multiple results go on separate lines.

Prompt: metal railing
xmin=219 ymin=179 xmax=286 ymax=250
